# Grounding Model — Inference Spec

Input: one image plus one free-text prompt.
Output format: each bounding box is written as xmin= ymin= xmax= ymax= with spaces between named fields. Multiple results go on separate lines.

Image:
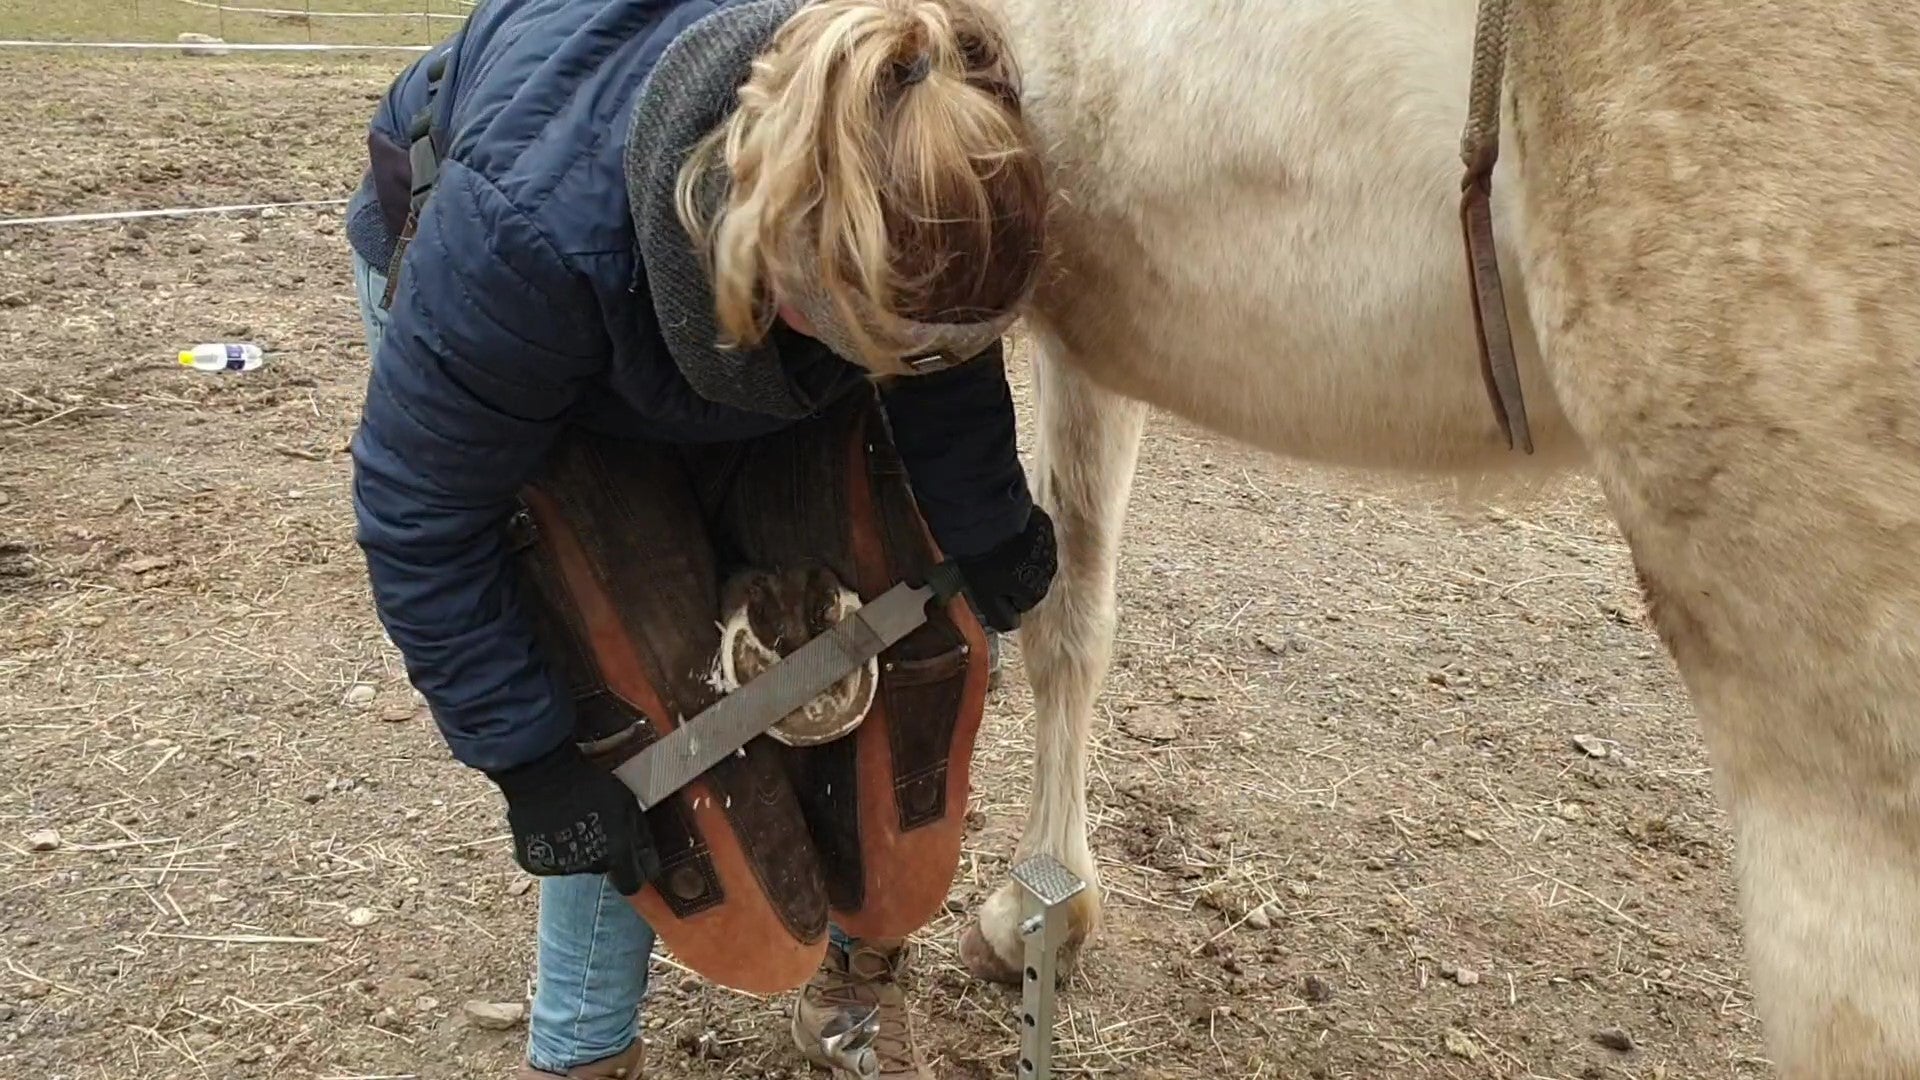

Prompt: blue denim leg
xmin=527 ymin=874 xmax=655 ymax=1072
xmin=350 ymin=251 xmax=391 ymax=355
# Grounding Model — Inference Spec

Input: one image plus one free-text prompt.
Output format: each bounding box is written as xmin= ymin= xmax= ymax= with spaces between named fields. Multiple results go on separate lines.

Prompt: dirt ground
xmin=0 ymin=42 xmax=1770 ymax=1080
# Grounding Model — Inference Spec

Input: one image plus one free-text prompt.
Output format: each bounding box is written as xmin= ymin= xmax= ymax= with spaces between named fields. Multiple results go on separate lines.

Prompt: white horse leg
xmin=1598 ymin=475 xmax=1920 ymax=1078
xmin=960 ymin=337 xmax=1146 ymax=984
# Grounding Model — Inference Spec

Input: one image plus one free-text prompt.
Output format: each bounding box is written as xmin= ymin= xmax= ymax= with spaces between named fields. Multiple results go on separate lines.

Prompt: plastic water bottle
xmin=178 ymin=343 xmax=264 ymax=372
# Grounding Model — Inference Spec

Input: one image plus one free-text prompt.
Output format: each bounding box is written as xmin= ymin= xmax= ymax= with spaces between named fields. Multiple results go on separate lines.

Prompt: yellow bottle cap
xmin=178 ymin=351 xmax=194 ymax=365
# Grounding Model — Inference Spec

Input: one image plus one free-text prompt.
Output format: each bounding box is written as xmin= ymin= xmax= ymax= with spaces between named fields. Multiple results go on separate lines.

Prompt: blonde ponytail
xmin=674 ymin=0 xmax=1046 ymax=373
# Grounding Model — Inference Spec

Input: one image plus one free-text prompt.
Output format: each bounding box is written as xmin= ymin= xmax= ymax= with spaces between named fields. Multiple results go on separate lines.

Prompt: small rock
xmin=25 ymin=830 xmax=61 ymax=852
xmin=1363 ymin=855 xmax=1386 ymax=871
xmin=235 ymin=1046 xmax=263 ymax=1064
xmin=506 ymin=877 xmax=533 ymax=897
xmin=682 ymin=1029 xmax=728 ymax=1060
xmin=1452 ymin=967 xmax=1482 ymax=986
xmin=1443 ymin=1028 xmax=1480 ymax=1060
xmin=463 ymin=1000 xmax=526 ymax=1030
xmin=1592 ymin=1028 xmax=1635 ymax=1053
xmin=1572 ymin=734 xmax=1612 ymax=759
xmin=379 ymin=701 xmax=423 ymax=723
xmin=0 ymin=1003 xmax=15 ymax=1021
xmin=1302 ymin=975 xmax=1334 ymax=1003
xmin=375 ymin=976 xmax=429 ymax=1001
xmin=345 ymin=906 xmax=378 ymax=927
xmin=1286 ymin=881 xmax=1309 ymax=898
xmin=122 ymin=554 xmax=173 ymax=575
xmin=344 ymin=684 xmax=377 ymax=708
xmin=1558 ymin=802 xmax=1586 ymax=822
xmin=1243 ymin=904 xmax=1272 ymax=930
xmin=176 ymin=31 xmax=231 ymax=57
xmin=1121 ymin=707 xmax=1181 ymax=744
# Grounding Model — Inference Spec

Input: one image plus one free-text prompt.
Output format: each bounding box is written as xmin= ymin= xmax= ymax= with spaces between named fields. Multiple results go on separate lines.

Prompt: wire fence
xmin=166 ymin=0 xmax=467 ymax=21
xmin=1 ymin=2 xmax=453 ymax=226
xmin=0 ymin=0 xmax=472 ymax=51
xmin=0 ymin=39 xmax=431 ymax=51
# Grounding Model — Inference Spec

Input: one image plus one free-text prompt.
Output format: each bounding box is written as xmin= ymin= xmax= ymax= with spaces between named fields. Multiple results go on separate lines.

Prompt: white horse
xmin=959 ymin=0 xmax=1920 ymax=1076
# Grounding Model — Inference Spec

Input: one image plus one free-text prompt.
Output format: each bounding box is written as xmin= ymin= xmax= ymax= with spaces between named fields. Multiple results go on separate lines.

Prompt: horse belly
xmin=1026 ymin=203 xmax=1580 ymax=476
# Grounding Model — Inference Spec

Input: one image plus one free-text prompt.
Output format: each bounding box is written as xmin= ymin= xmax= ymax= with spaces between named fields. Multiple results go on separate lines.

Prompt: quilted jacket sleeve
xmin=877 ymin=341 xmax=1036 ymax=559
xmin=350 ymin=162 xmax=608 ymax=773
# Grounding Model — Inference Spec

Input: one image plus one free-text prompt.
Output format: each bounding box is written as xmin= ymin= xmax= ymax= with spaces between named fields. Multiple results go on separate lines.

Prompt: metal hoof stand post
xmin=1011 ymin=854 xmax=1087 ymax=1080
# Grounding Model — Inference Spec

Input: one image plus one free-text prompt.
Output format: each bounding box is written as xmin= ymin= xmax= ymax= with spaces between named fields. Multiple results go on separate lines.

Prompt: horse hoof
xmin=958 ymin=921 xmax=1022 ymax=986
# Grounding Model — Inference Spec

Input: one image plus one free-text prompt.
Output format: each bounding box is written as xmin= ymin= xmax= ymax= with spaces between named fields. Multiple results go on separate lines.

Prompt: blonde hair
xmin=673 ymin=0 xmax=1047 ymax=372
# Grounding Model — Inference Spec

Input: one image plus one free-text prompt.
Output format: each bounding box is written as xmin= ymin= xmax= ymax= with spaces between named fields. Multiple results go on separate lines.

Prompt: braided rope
xmin=1461 ymin=0 xmax=1512 ymax=178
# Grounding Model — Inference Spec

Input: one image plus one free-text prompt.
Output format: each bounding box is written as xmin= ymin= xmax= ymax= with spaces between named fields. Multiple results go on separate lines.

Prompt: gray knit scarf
xmin=627 ymin=0 xmax=812 ymax=418
xmin=625 ymin=0 xmax=1020 ymax=418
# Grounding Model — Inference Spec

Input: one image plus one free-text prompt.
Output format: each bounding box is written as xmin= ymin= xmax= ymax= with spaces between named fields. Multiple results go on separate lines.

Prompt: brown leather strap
xmin=1458 ymin=0 xmax=1534 ymax=454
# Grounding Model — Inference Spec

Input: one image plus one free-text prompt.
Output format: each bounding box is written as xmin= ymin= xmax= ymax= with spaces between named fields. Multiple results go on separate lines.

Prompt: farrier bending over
xmin=340 ymin=0 xmax=1056 ymax=1075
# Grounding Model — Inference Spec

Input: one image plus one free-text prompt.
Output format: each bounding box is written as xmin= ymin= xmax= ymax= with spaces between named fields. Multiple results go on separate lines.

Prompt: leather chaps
xmin=503 ymin=389 xmax=991 ymax=993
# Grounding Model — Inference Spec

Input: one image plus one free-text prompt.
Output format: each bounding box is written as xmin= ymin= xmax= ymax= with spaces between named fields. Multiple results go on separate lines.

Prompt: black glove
xmin=485 ymin=740 xmax=659 ymax=895
xmin=956 ymin=506 xmax=1057 ymax=632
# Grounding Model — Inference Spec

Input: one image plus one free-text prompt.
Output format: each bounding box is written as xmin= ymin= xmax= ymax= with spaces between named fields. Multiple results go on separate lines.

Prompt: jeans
xmin=352 ymin=252 xmax=872 ymax=1072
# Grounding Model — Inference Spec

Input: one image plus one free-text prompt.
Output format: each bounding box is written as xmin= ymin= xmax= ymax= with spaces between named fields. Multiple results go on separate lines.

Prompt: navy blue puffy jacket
xmin=344 ymin=0 xmax=1034 ymax=773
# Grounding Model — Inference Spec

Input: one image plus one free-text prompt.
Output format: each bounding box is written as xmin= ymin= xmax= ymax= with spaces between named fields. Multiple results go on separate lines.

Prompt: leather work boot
xmin=792 ymin=941 xmax=929 ymax=1079
xmin=514 ymin=1041 xmax=643 ymax=1079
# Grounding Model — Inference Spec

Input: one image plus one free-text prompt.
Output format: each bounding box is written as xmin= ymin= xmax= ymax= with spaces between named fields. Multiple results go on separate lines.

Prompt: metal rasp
xmin=614 ymin=561 xmax=966 ymax=811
